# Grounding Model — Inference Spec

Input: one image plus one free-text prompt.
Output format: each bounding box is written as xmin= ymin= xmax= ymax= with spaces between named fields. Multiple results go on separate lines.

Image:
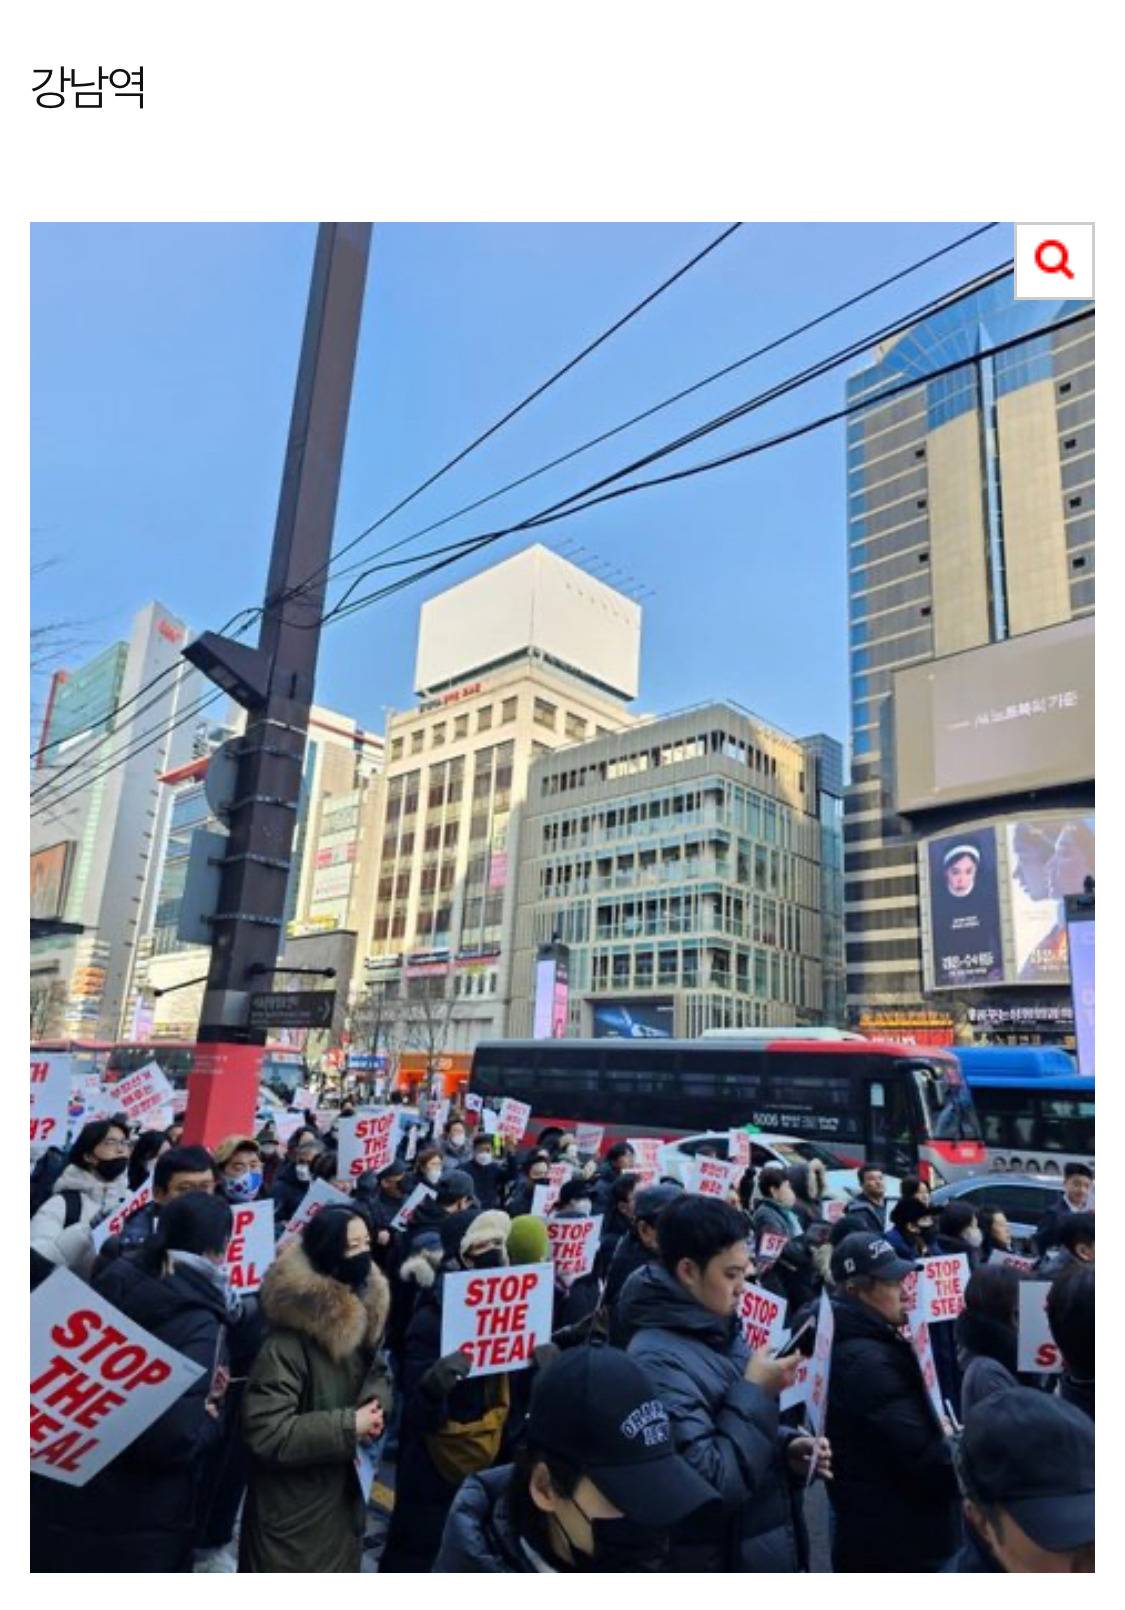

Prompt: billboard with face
xmin=1008 ymin=816 xmax=1095 ymax=984
xmin=926 ymin=829 xmax=1003 ymax=989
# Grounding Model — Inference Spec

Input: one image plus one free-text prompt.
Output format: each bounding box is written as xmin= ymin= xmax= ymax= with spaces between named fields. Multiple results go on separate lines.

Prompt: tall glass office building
xmin=844 ymin=275 xmax=1094 ymax=1014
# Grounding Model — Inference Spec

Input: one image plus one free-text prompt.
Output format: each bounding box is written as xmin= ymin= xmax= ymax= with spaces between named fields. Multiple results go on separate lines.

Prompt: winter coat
xmin=30 ymin=1251 xmax=229 ymax=1573
xmin=403 ymin=1194 xmax=451 ymax=1254
xmin=886 ymin=1225 xmax=933 ymax=1263
xmin=90 ymin=1200 xmax=159 ymax=1282
xmin=269 ymin=1161 xmax=312 ymax=1229
xmin=942 ymin=1525 xmax=1003 ymax=1572
xmin=440 ymin=1139 xmax=473 ymax=1171
xmin=787 ymin=1160 xmax=828 ymax=1226
xmin=830 ymin=1194 xmax=887 ymax=1244
xmin=381 ymin=1272 xmax=511 ymax=1573
xmin=1037 ymin=1244 xmax=1080 ymax=1280
xmin=825 ymin=1293 xmax=960 ymax=1572
xmin=752 ymin=1198 xmax=817 ymax=1310
xmin=466 ymin=1157 xmax=504 ymax=1210
xmin=1034 ymin=1198 xmax=1080 ymax=1258
xmin=1059 ymin=1372 xmax=1094 ymax=1422
xmin=29 ymin=1162 xmax=129 ymax=1277
xmin=620 ymin=1263 xmax=806 ymax=1572
xmin=504 ymin=1178 xmax=542 ymax=1219
xmin=239 ymin=1246 xmax=392 ymax=1573
xmin=604 ymin=1229 xmax=653 ymax=1336
xmin=955 ymin=1306 xmax=1026 ymax=1416
xmin=433 ymin=1465 xmax=537 ymax=1571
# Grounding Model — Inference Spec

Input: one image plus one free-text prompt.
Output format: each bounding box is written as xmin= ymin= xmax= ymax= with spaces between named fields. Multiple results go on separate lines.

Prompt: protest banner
xmin=273 ymin=1110 xmax=307 ymax=1144
xmin=1017 ymin=1281 xmax=1063 ymax=1374
xmin=728 ymin=1130 xmax=752 ymax=1170
xmin=277 ymin=1178 xmax=353 ymax=1252
xmin=463 ymin=1091 xmax=483 ymax=1115
xmin=738 ymin=1281 xmax=788 ymax=1354
xmin=30 ymin=1267 xmax=205 ymax=1486
xmin=917 ymin=1253 xmax=970 ymax=1323
xmin=430 ymin=1098 xmax=451 ymax=1141
xmin=391 ymin=1183 xmax=435 ymax=1232
xmin=91 ymin=1180 xmax=154 ymax=1252
xmin=805 ymin=1289 xmax=835 ymax=1483
xmin=823 ymin=1198 xmax=847 ymax=1225
xmin=547 ymin=1215 xmax=602 ymax=1283
xmin=687 ymin=1156 xmax=744 ymax=1199
xmin=910 ymin=1320 xmax=946 ymax=1423
xmin=110 ymin=1061 xmax=177 ymax=1130
xmin=992 ymin=1250 xmax=1037 ymax=1275
xmin=480 ymin=1108 xmax=499 ymax=1137
xmin=756 ymin=1229 xmax=789 ymax=1269
xmin=439 ymin=1263 xmax=554 ymax=1378
xmin=626 ymin=1137 xmax=663 ymax=1185
xmin=575 ymin=1123 xmax=604 ymax=1157
xmin=338 ymin=1110 xmax=398 ymax=1182
xmin=224 ymin=1202 xmax=275 ymax=1292
xmin=31 ymin=1052 xmax=73 ymax=1150
xmin=498 ymin=1098 xmax=532 ymax=1144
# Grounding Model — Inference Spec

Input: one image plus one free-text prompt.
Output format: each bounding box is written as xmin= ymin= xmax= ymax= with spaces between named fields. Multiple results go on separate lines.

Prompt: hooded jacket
xmin=620 ymin=1263 xmax=805 ymax=1572
xmin=433 ymin=1465 xmax=537 ymax=1572
xmin=955 ymin=1306 xmax=1022 ymax=1416
xmin=239 ymin=1245 xmax=392 ymax=1574
xmin=30 ymin=1250 xmax=229 ymax=1573
xmin=751 ymin=1197 xmax=817 ymax=1310
xmin=831 ymin=1193 xmax=887 ymax=1243
xmin=825 ymin=1293 xmax=959 ymax=1572
xmin=29 ymin=1162 xmax=129 ymax=1278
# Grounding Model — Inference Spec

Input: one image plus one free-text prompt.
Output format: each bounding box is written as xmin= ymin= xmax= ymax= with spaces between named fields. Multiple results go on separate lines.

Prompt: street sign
xmin=202 ymin=736 xmax=243 ymax=828
xmin=248 ymin=990 xmax=336 ymax=1031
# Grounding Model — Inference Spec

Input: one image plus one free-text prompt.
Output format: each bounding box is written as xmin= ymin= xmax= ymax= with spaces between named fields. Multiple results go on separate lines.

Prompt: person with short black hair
xmin=955 ymin=1263 xmax=1028 ymax=1415
xmin=506 ymin=1150 xmax=553 ymax=1217
xmin=619 ymin=1195 xmax=818 ymax=1571
xmin=752 ymin=1165 xmax=816 ymax=1309
xmin=826 ymin=1231 xmax=959 ymax=1573
xmin=976 ymin=1204 xmax=1014 ymax=1260
xmin=1047 ymin=1262 xmax=1094 ymax=1422
xmin=945 ymin=1386 xmax=1094 ymax=1571
xmin=887 ymin=1194 xmax=938 ymax=1260
xmin=593 ymin=1171 xmax=640 ymax=1281
xmin=270 ymin=1130 xmax=325 ymax=1225
xmin=831 ymin=1162 xmax=888 ymax=1243
xmin=605 ymin=1181 xmax=684 ymax=1338
xmin=30 ymin=1116 xmax=131 ymax=1275
xmin=466 ymin=1132 xmax=506 ymax=1209
xmin=1039 ymin=1210 xmax=1094 ymax=1278
xmin=900 ymin=1174 xmax=931 ymax=1209
xmin=1034 ymin=1161 xmax=1093 ymax=1257
xmin=128 ymin=1128 xmax=171 ymax=1192
xmin=591 ymin=1141 xmax=637 ymax=1215
xmin=92 ymin=1144 xmax=217 ymax=1275
xmin=434 ymin=1345 xmax=718 ymax=1571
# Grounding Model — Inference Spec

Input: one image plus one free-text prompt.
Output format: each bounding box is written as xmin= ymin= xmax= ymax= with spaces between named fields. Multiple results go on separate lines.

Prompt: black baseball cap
xmin=634 ymin=1182 xmax=683 ymax=1223
xmin=527 ymin=1347 xmax=717 ymax=1527
xmin=960 ymin=1387 xmax=1094 ymax=1551
xmin=831 ymin=1231 xmax=917 ymax=1284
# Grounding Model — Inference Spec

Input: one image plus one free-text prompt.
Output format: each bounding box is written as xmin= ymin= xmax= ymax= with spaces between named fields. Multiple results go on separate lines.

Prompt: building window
xmin=564 ymin=712 xmax=588 ymax=741
xmin=390 ymin=736 xmax=403 ymax=761
xmin=410 ymin=730 xmax=424 ymax=754
xmin=454 ymin=714 xmax=469 ymax=739
xmin=478 ymin=706 xmax=493 ymax=732
xmin=501 ymin=696 xmax=518 ymax=724
xmin=534 ymin=698 xmax=557 ymax=730
xmin=432 ymin=722 xmax=446 ymax=747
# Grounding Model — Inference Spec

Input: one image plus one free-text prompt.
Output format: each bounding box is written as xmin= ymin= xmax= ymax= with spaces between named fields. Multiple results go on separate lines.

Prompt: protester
xmin=1047 ymin=1263 xmax=1094 ymax=1422
xmin=269 ymin=1130 xmax=323 ymax=1224
xmin=832 ymin=1163 xmax=887 ymax=1241
xmin=977 ymin=1205 xmax=1014 ymax=1260
xmin=441 ymin=1114 xmax=472 ymax=1170
xmin=825 ymin=1231 xmax=960 ymax=1573
xmin=240 ymin=1205 xmax=392 ymax=1572
xmin=620 ymin=1195 xmax=818 ymax=1571
xmin=752 ymin=1164 xmax=816 ymax=1308
xmin=165 ymin=1121 xmax=185 ymax=1147
xmin=256 ymin=1126 xmax=284 ymax=1193
xmin=92 ymin=1144 xmax=216 ymax=1271
xmin=1038 ymin=1211 xmax=1094 ymax=1278
xmin=786 ymin=1158 xmax=828 ymax=1227
xmin=356 ymin=1157 xmax=408 ymax=1257
xmin=30 ymin=1117 xmax=131 ymax=1276
xmin=128 ymin=1128 xmax=171 ymax=1192
xmin=31 ymin=1193 xmax=236 ymax=1573
xmin=887 ymin=1194 xmax=938 ymax=1260
xmin=467 ymin=1134 xmax=505 ymax=1209
xmin=935 ymin=1201 xmax=983 ymax=1267
xmin=594 ymin=1171 xmax=639 ymax=1279
xmin=552 ymin=1132 xmax=582 ymax=1170
xmin=956 ymin=1263 xmax=1026 ymax=1414
xmin=591 ymin=1141 xmax=637 ymax=1213
xmin=213 ymin=1134 xmax=266 ymax=1204
xmin=552 ymin=1176 xmax=594 ymax=1217
xmin=899 ymin=1174 xmax=931 ymax=1209
xmin=604 ymin=1181 xmax=682 ymax=1337
xmin=381 ymin=1209 xmax=516 ymax=1572
xmin=434 ymin=1344 xmax=720 ymax=1571
xmin=1035 ymin=1162 xmax=1093 ymax=1256
xmin=506 ymin=1150 xmax=552 ymax=1217
xmin=946 ymin=1388 xmax=1094 ymax=1571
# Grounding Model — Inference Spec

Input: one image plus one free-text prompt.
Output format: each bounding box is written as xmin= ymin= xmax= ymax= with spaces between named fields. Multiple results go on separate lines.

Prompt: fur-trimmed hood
xmin=259 ymin=1245 xmax=390 ymax=1361
xmin=398 ymin=1247 xmax=444 ymax=1290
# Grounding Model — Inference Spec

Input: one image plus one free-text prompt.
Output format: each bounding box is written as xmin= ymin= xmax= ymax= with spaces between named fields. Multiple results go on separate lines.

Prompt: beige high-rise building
xmin=360 ymin=546 xmax=641 ymax=1051
xmin=844 ymin=278 xmax=1094 ymax=1017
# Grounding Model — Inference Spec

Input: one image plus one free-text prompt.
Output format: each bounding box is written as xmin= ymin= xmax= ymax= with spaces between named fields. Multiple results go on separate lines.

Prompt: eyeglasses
xmin=97 ymin=1138 xmax=130 ymax=1156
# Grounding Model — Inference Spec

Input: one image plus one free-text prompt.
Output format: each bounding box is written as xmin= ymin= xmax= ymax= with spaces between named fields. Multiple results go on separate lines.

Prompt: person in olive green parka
xmin=240 ymin=1205 xmax=392 ymax=1573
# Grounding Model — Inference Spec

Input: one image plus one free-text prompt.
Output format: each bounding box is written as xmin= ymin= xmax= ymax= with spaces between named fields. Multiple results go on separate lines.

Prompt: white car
xmin=658 ymin=1131 xmax=901 ymax=1203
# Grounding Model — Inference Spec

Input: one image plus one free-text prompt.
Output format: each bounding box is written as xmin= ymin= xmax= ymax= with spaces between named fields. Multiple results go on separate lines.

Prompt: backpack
xmin=30 ymin=1148 xmax=66 ymax=1216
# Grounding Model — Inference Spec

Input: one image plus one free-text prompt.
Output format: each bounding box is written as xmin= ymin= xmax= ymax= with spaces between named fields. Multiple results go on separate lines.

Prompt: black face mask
xmin=467 ymin=1248 xmax=505 ymax=1269
xmin=559 ymin=1500 xmax=669 ymax=1572
xmin=94 ymin=1155 xmax=129 ymax=1182
xmin=336 ymin=1251 xmax=372 ymax=1289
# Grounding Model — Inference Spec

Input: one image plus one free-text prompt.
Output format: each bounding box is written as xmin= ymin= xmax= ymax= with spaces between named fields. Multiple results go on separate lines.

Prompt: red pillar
xmin=183 ymin=1043 xmax=262 ymax=1149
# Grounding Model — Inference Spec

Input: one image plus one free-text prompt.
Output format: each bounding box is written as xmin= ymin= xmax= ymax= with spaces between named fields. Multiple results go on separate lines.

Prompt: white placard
xmin=916 ymin=1253 xmax=970 ymax=1324
xmin=391 ymin=1183 xmax=435 ymax=1231
xmin=31 ymin=1267 xmax=205 ymax=1486
xmin=273 ymin=1111 xmax=307 ymax=1144
xmin=224 ymin=1201 xmax=275 ymax=1292
xmin=575 ymin=1123 xmax=604 ymax=1156
xmin=687 ymin=1156 xmax=744 ymax=1198
xmin=1017 ymin=1280 xmax=1063 ymax=1374
xmin=738 ymin=1281 xmax=788 ymax=1354
xmin=547 ymin=1215 xmax=601 ymax=1282
xmin=728 ymin=1130 xmax=752 ymax=1169
xmin=498 ymin=1098 xmax=532 ymax=1144
xmin=991 ymin=1250 xmax=1037 ymax=1274
xmin=439 ymin=1263 xmax=554 ymax=1377
xmin=464 ymin=1092 xmax=483 ymax=1114
xmin=756 ymin=1229 xmax=789 ymax=1269
xmin=91 ymin=1180 xmax=154 ymax=1252
xmin=481 ymin=1108 xmax=499 ymax=1137
xmin=30 ymin=1053 xmax=73 ymax=1151
xmin=110 ymin=1060 xmax=176 ymax=1130
xmin=338 ymin=1110 xmax=398 ymax=1182
xmin=277 ymin=1178 xmax=353 ymax=1252
xmin=805 ymin=1289 xmax=834 ymax=1480
xmin=910 ymin=1320 xmax=946 ymax=1423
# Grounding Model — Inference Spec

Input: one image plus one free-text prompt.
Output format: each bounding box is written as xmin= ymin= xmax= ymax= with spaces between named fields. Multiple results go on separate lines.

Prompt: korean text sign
xmin=440 ymin=1264 xmax=554 ymax=1378
xmin=575 ymin=1123 xmax=604 ymax=1156
xmin=31 ymin=1052 xmax=72 ymax=1149
xmin=31 ymin=1267 xmax=204 ymax=1487
xmin=112 ymin=1060 xmax=176 ymax=1128
xmin=547 ymin=1215 xmax=602 ymax=1282
xmin=224 ymin=1202 xmax=275 ymax=1292
xmin=688 ymin=1156 xmax=744 ymax=1198
xmin=338 ymin=1111 xmax=398 ymax=1181
xmin=498 ymin=1099 xmax=531 ymax=1144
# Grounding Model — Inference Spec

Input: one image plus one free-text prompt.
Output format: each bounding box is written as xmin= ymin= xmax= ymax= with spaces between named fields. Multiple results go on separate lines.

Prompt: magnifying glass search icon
xmin=1035 ymin=239 xmax=1075 ymax=280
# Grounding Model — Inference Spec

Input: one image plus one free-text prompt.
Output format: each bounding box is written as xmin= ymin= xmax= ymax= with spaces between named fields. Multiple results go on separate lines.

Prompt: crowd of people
xmin=29 ymin=1097 xmax=1095 ymax=1573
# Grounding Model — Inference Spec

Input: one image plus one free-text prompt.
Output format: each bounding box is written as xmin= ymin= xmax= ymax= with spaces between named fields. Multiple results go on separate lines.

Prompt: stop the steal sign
xmin=439 ymin=1263 xmax=554 ymax=1377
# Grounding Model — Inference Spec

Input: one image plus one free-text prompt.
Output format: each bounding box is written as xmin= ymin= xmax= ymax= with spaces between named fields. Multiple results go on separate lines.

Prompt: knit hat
xmin=436 ymin=1168 xmax=475 ymax=1205
xmin=460 ymin=1209 xmax=512 ymax=1259
xmin=507 ymin=1213 xmax=550 ymax=1265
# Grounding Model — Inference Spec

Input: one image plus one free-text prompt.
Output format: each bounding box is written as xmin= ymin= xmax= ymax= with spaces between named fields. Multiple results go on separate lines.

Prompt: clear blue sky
xmin=31 ymin=222 xmax=1006 ymax=754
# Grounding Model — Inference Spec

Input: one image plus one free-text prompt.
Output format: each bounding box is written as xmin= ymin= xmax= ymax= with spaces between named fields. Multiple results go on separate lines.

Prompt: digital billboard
xmin=1008 ymin=816 xmax=1095 ymax=984
xmin=592 ymin=999 xmax=675 ymax=1039
xmin=1067 ymin=913 xmax=1094 ymax=1078
xmin=30 ymin=842 xmax=73 ymax=920
xmin=533 ymin=943 xmax=569 ymax=1039
xmin=925 ymin=829 xmax=1003 ymax=988
xmin=894 ymin=617 xmax=1094 ymax=813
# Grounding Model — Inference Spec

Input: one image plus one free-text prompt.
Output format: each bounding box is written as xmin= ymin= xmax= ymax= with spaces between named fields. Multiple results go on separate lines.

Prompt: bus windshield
xmin=909 ymin=1059 xmax=982 ymax=1142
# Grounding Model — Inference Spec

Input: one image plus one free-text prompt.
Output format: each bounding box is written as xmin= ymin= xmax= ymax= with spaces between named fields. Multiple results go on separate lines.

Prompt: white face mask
xmin=423 ymin=1164 xmax=442 ymax=1185
xmin=963 ymin=1226 xmax=983 ymax=1248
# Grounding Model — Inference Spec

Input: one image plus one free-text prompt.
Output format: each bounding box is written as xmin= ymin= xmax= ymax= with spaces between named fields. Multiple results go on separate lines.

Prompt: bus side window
xmin=870 ymin=1082 xmax=885 ymax=1108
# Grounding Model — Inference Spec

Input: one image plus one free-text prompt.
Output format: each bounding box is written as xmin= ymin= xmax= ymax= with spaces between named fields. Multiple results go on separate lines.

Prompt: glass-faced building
xmin=845 ymin=275 xmax=1094 ymax=1016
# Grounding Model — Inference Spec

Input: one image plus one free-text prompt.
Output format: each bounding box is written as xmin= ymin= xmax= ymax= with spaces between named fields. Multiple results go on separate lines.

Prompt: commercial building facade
xmin=844 ymin=278 xmax=1094 ymax=1040
xmin=509 ymin=704 xmax=844 ymax=1038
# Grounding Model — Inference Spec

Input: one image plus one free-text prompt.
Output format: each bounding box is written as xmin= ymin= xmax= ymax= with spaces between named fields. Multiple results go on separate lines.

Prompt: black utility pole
xmin=184 ymin=223 xmax=371 ymax=1053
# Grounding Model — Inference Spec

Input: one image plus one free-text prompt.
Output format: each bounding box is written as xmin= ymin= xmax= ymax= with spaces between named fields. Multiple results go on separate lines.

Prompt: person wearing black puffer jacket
xmin=826 ymin=1232 xmax=960 ymax=1573
xmin=752 ymin=1166 xmax=818 ymax=1311
xmin=955 ymin=1262 xmax=1035 ymax=1415
xmin=620 ymin=1196 xmax=823 ymax=1572
xmin=31 ymin=1193 xmax=237 ymax=1573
